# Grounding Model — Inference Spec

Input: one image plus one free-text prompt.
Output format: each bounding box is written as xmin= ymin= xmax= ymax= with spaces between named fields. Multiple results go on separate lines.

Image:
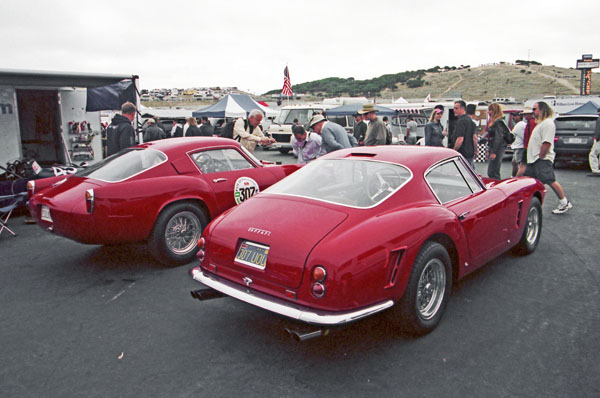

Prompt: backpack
xmin=220 ymin=118 xmax=246 ymax=141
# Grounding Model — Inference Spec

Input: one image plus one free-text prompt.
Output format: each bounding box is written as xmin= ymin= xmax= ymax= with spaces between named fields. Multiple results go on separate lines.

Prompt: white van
xmin=266 ymin=104 xmax=335 ymax=154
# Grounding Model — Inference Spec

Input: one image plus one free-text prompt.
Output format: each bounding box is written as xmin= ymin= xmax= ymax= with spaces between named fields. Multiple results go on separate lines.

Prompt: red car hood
xmin=206 ymin=195 xmax=348 ymax=289
xmin=35 ymin=177 xmax=103 ymax=212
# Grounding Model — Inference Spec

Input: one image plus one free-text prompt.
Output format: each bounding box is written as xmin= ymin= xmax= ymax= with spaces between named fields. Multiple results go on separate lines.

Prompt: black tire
xmin=148 ymin=202 xmax=206 ymax=266
xmin=278 ymin=148 xmax=290 ymax=154
xmin=392 ymin=241 xmax=452 ymax=335
xmin=513 ymin=197 xmax=542 ymax=255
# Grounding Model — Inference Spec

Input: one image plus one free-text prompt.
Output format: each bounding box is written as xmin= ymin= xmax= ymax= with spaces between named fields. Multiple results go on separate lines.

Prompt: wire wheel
xmin=525 ymin=205 xmax=540 ymax=247
xmin=164 ymin=211 xmax=201 ymax=255
xmin=416 ymin=258 xmax=447 ymax=320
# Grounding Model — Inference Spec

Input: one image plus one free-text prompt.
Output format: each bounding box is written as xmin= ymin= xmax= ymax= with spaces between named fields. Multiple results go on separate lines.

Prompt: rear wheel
xmin=513 ymin=197 xmax=542 ymax=255
xmin=392 ymin=241 xmax=452 ymax=335
xmin=149 ymin=202 xmax=206 ymax=266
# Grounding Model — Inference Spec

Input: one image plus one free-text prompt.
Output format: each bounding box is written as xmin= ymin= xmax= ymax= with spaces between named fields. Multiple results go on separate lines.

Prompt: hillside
xmin=267 ymin=63 xmax=600 ymax=101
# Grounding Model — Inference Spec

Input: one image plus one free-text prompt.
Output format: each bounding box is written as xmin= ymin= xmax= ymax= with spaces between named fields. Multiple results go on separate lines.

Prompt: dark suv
xmin=553 ymin=115 xmax=598 ymax=164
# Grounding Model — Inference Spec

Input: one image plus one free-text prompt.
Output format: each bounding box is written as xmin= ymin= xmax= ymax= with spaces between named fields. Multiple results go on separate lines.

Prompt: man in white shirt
xmin=511 ymin=112 xmax=527 ymax=177
xmin=524 ymin=102 xmax=572 ymax=214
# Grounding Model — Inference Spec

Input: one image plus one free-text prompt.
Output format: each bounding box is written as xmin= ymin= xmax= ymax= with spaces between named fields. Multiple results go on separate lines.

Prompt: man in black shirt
xmin=452 ymin=100 xmax=478 ymax=168
xmin=106 ymin=102 xmax=136 ymax=156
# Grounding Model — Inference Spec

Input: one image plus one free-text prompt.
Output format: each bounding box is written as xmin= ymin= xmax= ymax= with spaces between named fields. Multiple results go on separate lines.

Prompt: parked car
xmin=190 ymin=146 xmax=546 ymax=336
xmin=28 ymin=137 xmax=301 ymax=265
xmin=553 ymin=114 xmax=598 ymax=165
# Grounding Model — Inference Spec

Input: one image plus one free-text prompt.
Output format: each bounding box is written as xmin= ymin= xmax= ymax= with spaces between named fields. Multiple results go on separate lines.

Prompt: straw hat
xmin=357 ymin=103 xmax=378 ymax=115
xmin=309 ymin=114 xmax=326 ymax=127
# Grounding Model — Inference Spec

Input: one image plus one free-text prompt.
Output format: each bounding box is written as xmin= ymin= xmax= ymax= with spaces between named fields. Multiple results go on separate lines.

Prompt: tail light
xmin=85 ymin=189 xmax=95 ymax=213
xmin=310 ymin=266 xmax=327 ymax=298
xmin=27 ymin=180 xmax=35 ymax=196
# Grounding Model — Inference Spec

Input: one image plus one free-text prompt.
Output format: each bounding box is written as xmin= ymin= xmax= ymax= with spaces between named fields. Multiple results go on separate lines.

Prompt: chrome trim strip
xmin=191 ymin=269 xmax=394 ymax=325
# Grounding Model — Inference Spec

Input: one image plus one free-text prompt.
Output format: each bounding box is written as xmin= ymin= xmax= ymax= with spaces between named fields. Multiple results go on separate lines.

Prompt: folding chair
xmin=0 ymin=192 xmax=28 ymax=237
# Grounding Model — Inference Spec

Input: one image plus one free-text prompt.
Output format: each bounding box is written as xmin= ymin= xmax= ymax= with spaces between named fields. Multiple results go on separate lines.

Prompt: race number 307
xmin=234 ymin=177 xmax=260 ymax=205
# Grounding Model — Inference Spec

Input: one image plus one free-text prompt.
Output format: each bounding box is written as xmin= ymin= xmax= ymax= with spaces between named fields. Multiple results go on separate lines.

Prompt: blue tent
xmin=192 ymin=94 xmax=277 ymax=118
xmin=564 ymin=101 xmax=599 ymax=115
xmin=326 ymin=103 xmax=397 ymax=116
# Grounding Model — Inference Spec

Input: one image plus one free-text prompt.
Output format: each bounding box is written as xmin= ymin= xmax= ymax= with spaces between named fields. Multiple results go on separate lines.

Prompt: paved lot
xmin=1 ymin=152 xmax=599 ymax=398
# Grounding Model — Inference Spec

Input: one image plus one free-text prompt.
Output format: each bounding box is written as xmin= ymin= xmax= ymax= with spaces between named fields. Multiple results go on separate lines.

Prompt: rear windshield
xmin=555 ymin=118 xmax=597 ymax=131
xmin=266 ymin=158 xmax=412 ymax=208
xmin=76 ymin=148 xmax=167 ymax=182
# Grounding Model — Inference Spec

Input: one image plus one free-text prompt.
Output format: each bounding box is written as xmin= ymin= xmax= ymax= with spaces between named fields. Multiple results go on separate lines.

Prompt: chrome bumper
xmin=191 ymin=268 xmax=394 ymax=326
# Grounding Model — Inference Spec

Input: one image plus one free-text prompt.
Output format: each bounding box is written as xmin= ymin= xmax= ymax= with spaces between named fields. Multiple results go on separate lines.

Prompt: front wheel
xmin=149 ymin=202 xmax=206 ymax=266
xmin=513 ymin=197 xmax=542 ymax=255
xmin=278 ymin=148 xmax=290 ymax=154
xmin=392 ymin=241 xmax=452 ymax=335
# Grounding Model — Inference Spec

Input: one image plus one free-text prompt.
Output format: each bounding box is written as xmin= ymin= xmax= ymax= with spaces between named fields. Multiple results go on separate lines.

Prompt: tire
xmin=148 ymin=202 xmax=206 ymax=266
xmin=513 ymin=197 xmax=542 ymax=255
xmin=392 ymin=241 xmax=452 ymax=335
xmin=278 ymin=148 xmax=290 ymax=154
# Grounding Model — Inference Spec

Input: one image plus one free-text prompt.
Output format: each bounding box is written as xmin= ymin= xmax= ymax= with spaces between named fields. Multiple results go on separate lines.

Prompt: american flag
xmin=282 ymin=66 xmax=293 ymax=97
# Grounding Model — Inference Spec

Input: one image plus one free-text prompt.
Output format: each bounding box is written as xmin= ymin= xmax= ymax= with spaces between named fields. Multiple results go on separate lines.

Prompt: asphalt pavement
xmin=1 ymin=152 xmax=599 ymax=398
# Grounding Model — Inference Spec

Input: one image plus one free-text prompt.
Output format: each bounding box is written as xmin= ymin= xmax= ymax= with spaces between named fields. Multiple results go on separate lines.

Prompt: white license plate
xmin=235 ymin=241 xmax=269 ymax=270
xmin=41 ymin=205 xmax=53 ymax=222
xmin=566 ymin=137 xmax=585 ymax=144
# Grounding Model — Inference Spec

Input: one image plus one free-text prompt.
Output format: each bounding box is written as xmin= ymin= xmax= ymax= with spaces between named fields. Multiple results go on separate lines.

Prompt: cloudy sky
xmin=1 ymin=0 xmax=598 ymax=94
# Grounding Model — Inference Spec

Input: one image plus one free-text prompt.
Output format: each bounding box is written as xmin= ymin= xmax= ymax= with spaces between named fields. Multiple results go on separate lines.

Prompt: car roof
xmin=321 ymin=146 xmax=458 ymax=174
xmin=134 ymin=137 xmax=240 ymax=154
xmin=555 ymin=114 xmax=598 ymax=120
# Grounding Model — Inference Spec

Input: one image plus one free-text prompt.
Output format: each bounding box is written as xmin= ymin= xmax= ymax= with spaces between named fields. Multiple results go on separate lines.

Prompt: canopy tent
xmin=564 ymin=101 xmax=599 ymax=115
xmin=192 ymin=94 xmax=278 ymax=119
xmin=326 ymin=103 xmax=397 ymax=116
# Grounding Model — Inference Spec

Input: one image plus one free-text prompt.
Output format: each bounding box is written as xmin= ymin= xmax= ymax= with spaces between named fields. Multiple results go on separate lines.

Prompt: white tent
xmin=192 ymin=94 xmax=278 ymax=118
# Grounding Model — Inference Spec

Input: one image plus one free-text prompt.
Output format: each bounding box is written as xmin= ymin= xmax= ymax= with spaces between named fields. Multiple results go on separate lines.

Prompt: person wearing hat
xmin=143 ymin=118 xmax=166 ymax=142
xmin=359 ymin=104 xmax=387 ymax=146
xmin=308 ymin=113 xmax=352 ymax=153
xmin=516 ymin=107 xmax=536 ymax=176
xmin=510 ymin=111 xmax=527 ymax=177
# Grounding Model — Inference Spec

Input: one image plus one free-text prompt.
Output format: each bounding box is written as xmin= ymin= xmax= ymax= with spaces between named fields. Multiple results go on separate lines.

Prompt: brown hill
xmin=383 ymin=63 xmax=599 ymax=101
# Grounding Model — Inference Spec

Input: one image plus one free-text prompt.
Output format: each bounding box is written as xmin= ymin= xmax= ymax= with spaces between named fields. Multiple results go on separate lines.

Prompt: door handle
xmin=213 ymin=178 xmax=227 ymax=183
xmin=458 ymin=211 xmax=470 ymax=220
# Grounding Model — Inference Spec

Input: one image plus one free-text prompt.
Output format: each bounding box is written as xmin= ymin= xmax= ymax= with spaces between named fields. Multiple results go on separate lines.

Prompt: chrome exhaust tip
xmin=285 ymin=327 xmax=329 ymax=342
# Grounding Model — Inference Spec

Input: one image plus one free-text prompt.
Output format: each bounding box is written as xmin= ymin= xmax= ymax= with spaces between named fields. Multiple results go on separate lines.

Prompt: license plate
xmin=566 ymin=137 xmax=585 ymax=144
xmin=41 ymin=205 xmax=53 ymax=222
xmin=235 ymin=241 xmax=269 ymax=270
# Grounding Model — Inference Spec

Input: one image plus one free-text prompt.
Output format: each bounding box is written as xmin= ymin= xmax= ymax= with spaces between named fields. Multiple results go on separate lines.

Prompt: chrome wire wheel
xmin=416 ymin=258 xmax=447 ymax=320
xmin=164 ymin=211 xmax=201 ymax=255
xmin=525 ymin=205 xmax=540 ymax=247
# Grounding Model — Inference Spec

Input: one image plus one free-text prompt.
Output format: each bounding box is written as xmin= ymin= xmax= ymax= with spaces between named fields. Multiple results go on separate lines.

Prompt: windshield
xmin=76 ymin=148 xmax=167 ymax=182
xmin=265 ymin=158 xmax=411 ymax=208
xmin=274 ymin=108 xmax=323 ymax=125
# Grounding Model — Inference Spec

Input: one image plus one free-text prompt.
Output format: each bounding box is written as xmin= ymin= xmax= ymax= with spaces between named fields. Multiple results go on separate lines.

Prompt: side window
xmin=426 ymin=160 xmax=473 ymax=203
xmin=222 ymin=148 xmax=254 ymax=171
xmin=455 ymin=159 xmax=483 ymax=194
xmin=191 ymin=148 xmax=255 ymax=174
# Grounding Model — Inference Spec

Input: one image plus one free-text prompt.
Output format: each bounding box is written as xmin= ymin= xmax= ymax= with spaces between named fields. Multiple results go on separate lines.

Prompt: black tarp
xmin=86 ymin=80 xmax=137 ymax=111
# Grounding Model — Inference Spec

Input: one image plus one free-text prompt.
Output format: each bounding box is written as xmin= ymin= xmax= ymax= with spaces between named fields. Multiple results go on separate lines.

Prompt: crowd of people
xmin=105 ymin=97 xmax=600 ymax=216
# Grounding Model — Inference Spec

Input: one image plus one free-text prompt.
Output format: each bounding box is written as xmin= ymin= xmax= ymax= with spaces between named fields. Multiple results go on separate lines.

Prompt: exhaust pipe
xmin=285 ymin=327 xmax=329 ymax=342
xmin=190 ymin=288 xmax=227 ymax=301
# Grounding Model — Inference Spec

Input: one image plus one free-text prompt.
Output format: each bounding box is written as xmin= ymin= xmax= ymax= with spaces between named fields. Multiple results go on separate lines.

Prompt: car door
xmin=190 ymin=148 xmax=278 ymax=213
xmin=426 ymin=158 xmax=510 ymax=268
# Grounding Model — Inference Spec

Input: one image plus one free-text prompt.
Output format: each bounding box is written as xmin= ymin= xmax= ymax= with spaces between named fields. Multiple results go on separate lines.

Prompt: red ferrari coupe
xmin=28 ymin=137 xmax=300 ymax=265
xmin=191 ymin=145 xmax=546 ymax=336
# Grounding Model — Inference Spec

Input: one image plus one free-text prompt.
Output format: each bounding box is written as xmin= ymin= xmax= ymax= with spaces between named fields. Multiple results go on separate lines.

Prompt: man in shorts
xmin=511 ymin=112 xmax=527 ymax=177
xmin=524 ymin=102 xmax=572 ymax=214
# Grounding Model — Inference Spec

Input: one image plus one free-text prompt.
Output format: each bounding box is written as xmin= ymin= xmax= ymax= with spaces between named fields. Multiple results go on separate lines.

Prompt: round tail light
xmin=311 ymin=266 xmax=327 ymax=282
xmin=311 ymin=282 xmax=325 ymax=298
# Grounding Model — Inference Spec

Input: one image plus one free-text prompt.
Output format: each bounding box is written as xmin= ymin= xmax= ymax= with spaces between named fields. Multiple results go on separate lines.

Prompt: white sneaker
xmin=552 ymin=201 xmax=573 ymax=214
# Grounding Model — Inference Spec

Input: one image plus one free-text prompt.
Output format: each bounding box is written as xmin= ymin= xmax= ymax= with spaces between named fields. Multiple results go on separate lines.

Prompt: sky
xmin=1 ymin=0 xmax=598 ymax=95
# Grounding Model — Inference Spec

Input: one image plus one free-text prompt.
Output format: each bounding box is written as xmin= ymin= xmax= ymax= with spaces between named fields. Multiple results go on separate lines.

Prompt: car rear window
xmin=266 ymin=158 xmax=412 ymax=208
xmin=76 ymin=148 xmax=167 ymax=182
xmin=555 ymin=118 xmax=597 ymax=131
